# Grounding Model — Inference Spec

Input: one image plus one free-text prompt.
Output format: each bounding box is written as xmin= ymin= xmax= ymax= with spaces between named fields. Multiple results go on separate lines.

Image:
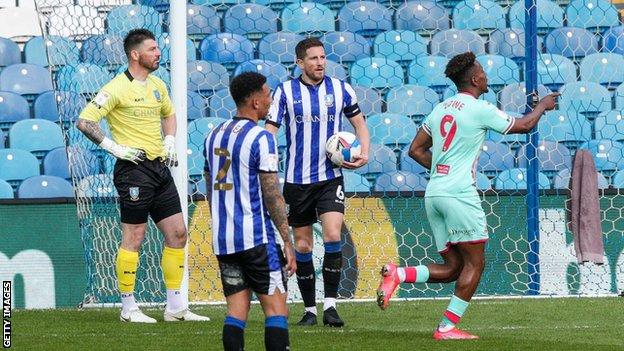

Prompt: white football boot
xmin=164 ymin=309 xmax=211 ymax=322
xmin=120 ymin=308 xmax=157 ymax=323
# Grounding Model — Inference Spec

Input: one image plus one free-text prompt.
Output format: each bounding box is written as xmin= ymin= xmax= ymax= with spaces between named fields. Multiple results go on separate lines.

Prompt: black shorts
xmin=217 ymin=243 xmax=288 ymax=297
xmin=113 ymin=158 xmax=182 ymax=224
xmin=283 ymin=176 xmax=345 ymax=227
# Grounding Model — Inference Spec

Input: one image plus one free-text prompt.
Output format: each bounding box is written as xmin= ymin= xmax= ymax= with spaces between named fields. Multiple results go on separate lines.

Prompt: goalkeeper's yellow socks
xmin=438 ymin=295 xmax=469 ymax=332
xmin=397 ymin=265 xmax=430 ymax=283
xmin=116 ymin=248 xmax=139 ymax=312
xmin=162 ymin=246 xmax=186 ymax=313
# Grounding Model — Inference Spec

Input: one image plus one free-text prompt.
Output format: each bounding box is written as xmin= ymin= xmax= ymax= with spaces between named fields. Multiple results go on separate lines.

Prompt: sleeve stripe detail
xmin=422 ymin=124 xmax=432 ymax=135
xmin=502 ymin=117 xmax=516 ymax=135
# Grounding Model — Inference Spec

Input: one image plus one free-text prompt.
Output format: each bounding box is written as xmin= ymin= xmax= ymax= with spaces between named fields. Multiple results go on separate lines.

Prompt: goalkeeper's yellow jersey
xmin=79 ymin=70 xmax=175 ymax=161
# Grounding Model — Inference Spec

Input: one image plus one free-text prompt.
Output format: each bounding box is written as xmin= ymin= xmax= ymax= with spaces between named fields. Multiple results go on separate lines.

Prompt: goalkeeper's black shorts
xmin=113 ymin=158 xmax=182 ymax=224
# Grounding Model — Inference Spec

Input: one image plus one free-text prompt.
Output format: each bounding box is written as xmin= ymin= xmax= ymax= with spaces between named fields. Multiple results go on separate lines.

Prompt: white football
xmin=325 ymin=131 xmax=361 ymax=167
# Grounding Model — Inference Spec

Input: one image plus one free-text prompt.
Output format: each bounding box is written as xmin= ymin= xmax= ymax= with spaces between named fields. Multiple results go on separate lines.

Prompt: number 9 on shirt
xmin=325 ymin=131 xmax=361 ymax=167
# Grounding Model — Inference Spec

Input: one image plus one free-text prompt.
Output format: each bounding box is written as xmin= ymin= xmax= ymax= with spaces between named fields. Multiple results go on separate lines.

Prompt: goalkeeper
xmin=77 ymin=28 xmax=209 ymax=323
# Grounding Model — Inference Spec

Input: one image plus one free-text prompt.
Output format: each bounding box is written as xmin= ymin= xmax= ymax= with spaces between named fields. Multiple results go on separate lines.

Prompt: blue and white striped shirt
xmin=267 ymin=76 xmax=361 ymax=184
xmin=204 ymin=117 xmax=280 ymax=256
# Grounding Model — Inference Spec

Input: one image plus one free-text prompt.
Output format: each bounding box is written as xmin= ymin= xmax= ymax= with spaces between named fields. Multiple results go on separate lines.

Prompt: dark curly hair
xmin=444 ymin=52 xmax=477 ymax=89
xmin=229 ymin=72 xmax=267 ymax=107
xmin=123 ymin=28 xmax=156 ymax=57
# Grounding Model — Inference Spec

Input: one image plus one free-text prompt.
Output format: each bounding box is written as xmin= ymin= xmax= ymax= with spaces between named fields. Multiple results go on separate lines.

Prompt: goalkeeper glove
xmin=163 ymin=135 xmax=178 ymax=167
xmin=99 ymin=137 xmax=145 ymax=164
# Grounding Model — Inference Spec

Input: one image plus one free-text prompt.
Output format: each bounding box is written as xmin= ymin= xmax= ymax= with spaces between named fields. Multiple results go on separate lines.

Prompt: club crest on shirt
xmin=129 ymin=187 xmax=140 ymax=201
xmin=153 ymin=90 xmax=161 ymax=102
xmin=324 ymin=94 xmax=334 ymax=107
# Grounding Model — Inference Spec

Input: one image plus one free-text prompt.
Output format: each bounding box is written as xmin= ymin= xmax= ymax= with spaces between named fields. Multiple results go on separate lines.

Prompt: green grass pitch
xmin=13 ymin=297 xmax=622 ymax=350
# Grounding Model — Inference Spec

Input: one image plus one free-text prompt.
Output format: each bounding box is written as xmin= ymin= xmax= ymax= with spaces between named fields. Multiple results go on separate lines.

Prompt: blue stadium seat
xmin=452 ymin=0 xmax=505 ymax=34
xmin=224 ymin=4 xmax=278 ymax=41
xmin=595 ymin=110 xmax=624 ymax=142
xmin=0 ymin=91 xmax=29 ymax=130
xmin=374 ymin=171 xmax=428 ymax=192
xmin=0 ymin=179 xmax=13 ymax=199
xmin=579 ymin=53 xmax=624 ymax=89
xmin=394 ymin=1 xmax=450 ymax=35
xmin=554 ymin=168 xmax=609 ymax=189
xmin=292 ymin=60 xmax=347 ymax=81
xmin=367 ymin=113 xmax=415 ymax=148
xmin=494 ymin=168 xmax=551 ymax=190
xmin=56 ymin=63 xmax=113 ymax=95
xmin=182 ymin=4 xmax=220 ymax=40
xmin=400 ymin=147 xmax=429 ymax=174
xmin=0 ymin=37 xmax=21 ymax=69
xmin=0 ymin=63 xmax=53 ymax=97
xmin=498 ymin=83 xmax=551 ymax=113
xmin=343 ymin=171 xmax=371 ymax=192
xmin=17 ymin=175 xmax=73 ymax=198
xmin=187 ymin=60 xmax=229 ymax=94
xmin=107 ymin=5 xmax=163 ymax=37
xmin=321 ymin=31 xmax=371 ymax=65
xmin=407 ymin=56 xmax=452 ymax=93
xmin=559 ymin=81 xmax=611 ymax=119
xmin=609 ymin=169 xmax=624 ymax=188
xmin=354 ymin=143 xmax=397 ymax=176
xmin=250 ymin=0 xmax=297 ymax=12
xmin=538 ymin=110 xmax=591 ymax=148
xmin=430 ymin=29 xmax=486 ymax=58
xmin=80 ymin=34 xmax=125 ymax=68
xmin=566 ymin=0 xmax=619 ymax=32
xmin=9 ymin=119 xmax=65 ymax=157
xmin=478 ymin=141 xmax=515 ymax=175
xmin=578 ymin=139 xmax=624 ymax=173
xmin=385 ymin=85 xmax=438 ymax=122
xmin=373 ymin=30 xmax=428 ymax=66
xmin=602 ymin=26 xmax=624 ymax=55
xmin=187 ymin=91 xmax=207 ymax=121
xmin=487 ymin=28 xmax=534 ymax=64
xmin=157 ymin=33 xmax=197 ymax=65
xmin=199 ymin=33 xmax=255 ymax=71
xmin=188 ymin=152 xmax=205 ymax=181
xmin=536 ymin=54 xmax=577 ymax=91
xmin=616 ymin=83 xmax=624 ymax=110
xmin=0 ymin=129 xmax=4 ymax=148
xmin=352 ymin=85 xmax=382 ymax=117
xmin=545 ymin=27 xmax=598 ymax=61
xmin=337 ymin=2 xmax=393 ymax=38
xmin=34 ymin=90 xmax=86 ymax=124
xmin=193 ymin=0 xmax=243 ymax=12
xmin=281 ymin=2 xmax=334 ymax=35
xmin=257 ymin=32 xmax=305 ymax=64
xmin=188 ymin=117 xmax=228 ymax=155
xmin=234 ymin=60 xmax=289 ymax=91
xmin=476 ymin=55 xmax=519 ymax=90
xmin=44 ymin=146 xmax=100 ymax=180
xmin=138 ymin=0 xmax=170 ymax=12
xmin=349 ymin=57 xmax=404 ymax=90
xmin=475 ymin=171 xmax=492 ymax=191
xmin=0 ymin=149 xmax=40 ymax=186
xmin=208 ymin=88 xmax=237 ymax=120
xmin=444 ymin=84 xmax=496 ymax=105
xmin=516 ymin=141 xmax=572 ymax=174
xmin=76 ymin=174 xmax=117 ymax=198
xmin=509 ymin=0 xmax=564 ymax=36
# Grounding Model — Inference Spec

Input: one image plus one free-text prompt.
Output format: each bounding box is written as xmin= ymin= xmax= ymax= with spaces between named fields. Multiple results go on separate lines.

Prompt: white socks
xmin=397 ymin=268 xmax=406 ymax=282
xmin=323 ymin=298 xmax=336 ymax=311
xmin=121 ymin=293 xmax=138 ymax=314
xmin=305 ymin=306 xmax=317 ymax=315
xmin=166 ymin=289 xmax=186 ymax=313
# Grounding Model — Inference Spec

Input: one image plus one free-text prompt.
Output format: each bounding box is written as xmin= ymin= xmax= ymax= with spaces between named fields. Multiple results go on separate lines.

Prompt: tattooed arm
xmin=76 ymin=118 xmax=145 ymax=164
xmin=76 ymin=118 xmax=106 ymax=144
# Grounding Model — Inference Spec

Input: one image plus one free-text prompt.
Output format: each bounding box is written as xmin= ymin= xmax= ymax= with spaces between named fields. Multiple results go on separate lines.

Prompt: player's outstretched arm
xmin=343 ymin=113 xmax=370 ymax=169
xmin=76 ymin=118 xmax=145 ymax=164
xmin=259 ymin=173 xmax=296 ymax=276
xmin=408 ymin=128 xmax=433 ymax=170
xmin=508 ymin=93 xmax=559 ymax=134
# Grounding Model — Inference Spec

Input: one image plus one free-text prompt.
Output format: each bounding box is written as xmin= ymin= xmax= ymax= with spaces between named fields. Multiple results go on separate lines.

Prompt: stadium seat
xmin=138 ymin=0 xmax=170 ymax=12
xmin=44 ymin=146 xmax=101 ymax=180
xmin=602 ymin=26 xmax=624 ymax=55
xmin=321 ymin=31 xmax=371 ymax=65
xmin=249 ymin=0 xmax=297 ymax=12
xmin=337 ymin=2 xmax=393 ymax=38
xmin=47 ymin=6 xmax=105 ymax=39
xmin=56 ymin=63 xmax=113 ymax=95
xmin=34 ymin=91 xmax=87 ymax=124
xmin=193 ymin=0 xmax=243 ymax=12
xmin=537 ymin=110 xmax=591 ymax=147
xmin=508 ymin=0 xmax=564 ymax=36
xmin=157 ymin=33 xmax=197 ymax=65
xmin=199 ymin=33 xmax=255 ymax=70
xmin=76 ymin=174 xmax=117 ymax=198
xmin=0 ymin=37 xmax=21 ymax=68
xmin=430 ymin=29 xmax=486 ymax=58
xmin=354 ymin=143 xmax=397 ymax=176
xmin=281 ymin=2 xmax=334 ymax=35
xmin=352 ymin=85 xmax=382 ymax=117
xmin=536 ymin=54 xmax=578 ymax=91
xmin=349 ymin=57 xmax=404 ymax=90
xmin=0 ymin=149 xmax=40 ymax=186
xmin=545 ymin=27 xmax=598 ymax=61
xmin=566 ymin=0 xmax=619 ymax=32
xmin=373 ymin=30 xmax=428 ymax=66
xmin=475 ymin=171 xmax=492 ymax=191
xmin=452 ymin=0 xmax=506 ymax=34
xmin=374 ymin=170 xmax=428 ymax=192
xmin=188 ymin=152 xmax=205 ymax=181
xmin=208 ymin=89 xmax=237 ymax=120
xmin=478 ymin=141 xmax=515 ymax=175
xmin=257 ymin=32 xmax=305 ymax=64
xmin=394 ymin=1 xmax=450 ymax=35
xmin=554 ymin=168 xmax=608 ymax=189
xmin=444 ymin=84 xmax=497 ymax=105
xmin=0 ymin=63 xmax=53 ymax=97
xmin=385 ymin=85 xmax=438 ymax=122
xmin=595 ymin=110 xmax=624 ymax=142
xmin=495 ymin=168 xmax=551 ymax=190
xmin=400 ymin=147 xmax=429 ymax=174
xmin=579 ymin=53 xmax=624 ymax=89
xmin=234 ymin=60 xmax=289 ymax=91
xmin=559 ymin=81 xmax=611 ymax=118
xmin=367 ymin=113 xmax=415 ymax=148
xmin=80 ymin=35 xmax=125 ymax=68
xmin=616 ymin=83 xmax=624 ymax=110
xmin=487 ymin=28 xmax=534 ymax=64
xmin=292 ymin=60 xmax=347 ymax=81
xmin=224 ymin=4 xmax=278 ymax=41
xmin=18 ymin=175 xmax=73 ymax=198
xmin=407 ymin=56 xmax=452 ymax=92
xmin=578 ymin=139 xmax=624 ymax=173
xmin=0 ymin=91 xmax=29 ymax=130
xmin=24 ymin=36 xmax=80 ymax=68
xmin=0 ymin=7 xmax=42 ymax=42
xmin=187 ymin=60 xmax=229 ymax=94
xmin=107 ymin=5 xmax=163 ymax=37
xmin=181 ymin=4 xmax=220 ymax=40
xmin=187 ymin=90 xmax=207 ymax=121
xmin=0 ymin=179 xmax=13 ymax=199
xmin=342 ymin=171 xmax=371 ymax=192
xmin=498 ymin=83 xmax=551 ymax=114
xmin=476 ymin=55 xmax=519 ymax=90
xmin=188 ymin=117 xmax=227 ymax=155
xmin=516 ymin=141 xmax=572 ymax=174
xmin=0 ymin=129 xmax=4 ymax=148
xmin=9 ymin=119 xmax=65 ymax=157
